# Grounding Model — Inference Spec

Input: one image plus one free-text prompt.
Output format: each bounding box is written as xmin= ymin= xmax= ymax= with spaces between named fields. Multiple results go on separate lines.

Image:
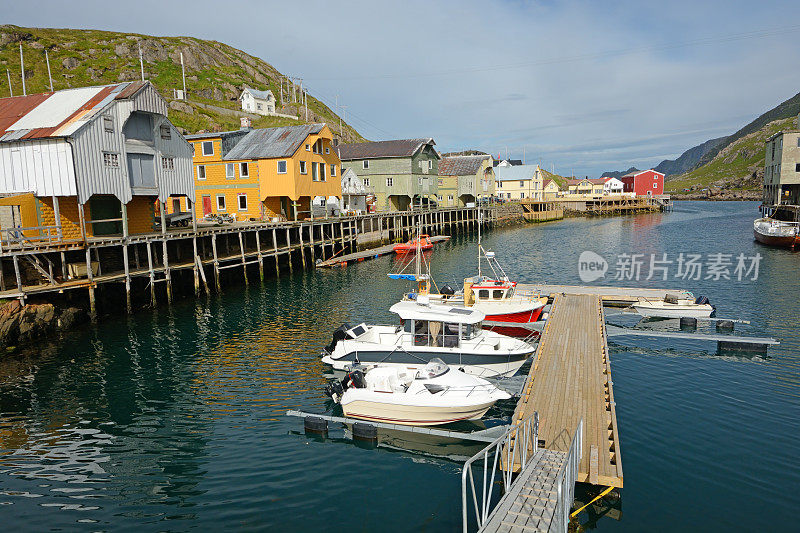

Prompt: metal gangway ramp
xmin=515 ymin=293 xmax=623 ymax=488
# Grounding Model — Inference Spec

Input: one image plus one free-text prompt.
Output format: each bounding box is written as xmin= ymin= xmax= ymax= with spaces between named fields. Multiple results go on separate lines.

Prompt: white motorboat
xmin=324 ymin=359 xmax=511 ymax=426
xmin=631 ymin=293 xmax=715 ymax=318
xmin=321 ymin=297 xmax=535 ymax=378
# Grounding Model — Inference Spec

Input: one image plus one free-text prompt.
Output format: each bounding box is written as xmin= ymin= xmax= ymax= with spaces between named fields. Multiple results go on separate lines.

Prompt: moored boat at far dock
xmin=753 ymin=217 xmax=800 ymax=249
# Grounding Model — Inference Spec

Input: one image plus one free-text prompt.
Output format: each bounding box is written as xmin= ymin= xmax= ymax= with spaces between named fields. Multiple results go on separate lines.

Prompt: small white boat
xmin=321 ymin=298 xmax=535 ymax=378
xmin=324 ymin=359 xmax=511 ymax=426
xmin=631 ymin=293 xmax=715 ymax=318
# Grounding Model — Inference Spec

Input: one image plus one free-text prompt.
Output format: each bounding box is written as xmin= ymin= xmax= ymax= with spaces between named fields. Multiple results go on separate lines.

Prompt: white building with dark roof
xmin=239 ymin=86 xmax=276 ymax=116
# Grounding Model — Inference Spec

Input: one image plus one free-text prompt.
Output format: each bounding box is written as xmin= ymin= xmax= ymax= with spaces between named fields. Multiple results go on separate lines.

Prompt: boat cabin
xmin=389 ymin=300 xmax=486 ymax=348
xmin=464 ymin=277 xmax=517 ymax=305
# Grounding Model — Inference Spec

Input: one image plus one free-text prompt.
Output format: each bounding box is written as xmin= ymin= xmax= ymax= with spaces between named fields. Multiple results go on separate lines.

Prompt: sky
xmin=5 ymin=0 xmax=800 ymax=177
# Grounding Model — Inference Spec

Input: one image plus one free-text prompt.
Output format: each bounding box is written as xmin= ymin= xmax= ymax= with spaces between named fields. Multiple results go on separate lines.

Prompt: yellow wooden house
xmin=184 ymin=122 xmax=342 ymax=221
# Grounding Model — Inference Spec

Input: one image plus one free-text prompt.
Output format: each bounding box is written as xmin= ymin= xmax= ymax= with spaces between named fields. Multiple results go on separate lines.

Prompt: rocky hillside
xmin=655 ymin=136 xmax=727 ymax=176
xmin=0 ymin=25 xmax=365 ymax=141
xmin=665 ymin=116 xmax=795 ymax=194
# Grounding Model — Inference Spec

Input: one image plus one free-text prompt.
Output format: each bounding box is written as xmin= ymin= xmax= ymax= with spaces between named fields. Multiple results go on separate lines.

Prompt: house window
xmin=226 ymin=163 xmax=235 ymax=178
xmin=520 ymin=180 xmax=525 ymax=187
xmin=418 ymin=177 xmax=423 ymax=185
xmin=314 ymin=140 xmax=323 ymax=154
xmin=386 ymin=177 xmax=393 ymax=187
xmin=363 ymin=178 xmax=370 ymax=187
xmin=330 ymin=164 xmax=336 ymax=177
xmin=202 ymin=141 xmax=214 ymax=156
xmin=103 ymin=115 xmax=114 ymax=133
xmin=507 ymin=193 xmax=511 ymax=199
xmin=325 ymin=147 xmax=330 ymax=154
xmin=320 ymin=163 xmax=326 ymax=182
xmin=103 ymin=152 xmax=119 ymax=168
xmin=197 ymin=165 xmax=206 ymax=180
xmin=438 ymin=178 xmax=443 ymax=186
xmin=238 ymin=193 xmax=248 ymax=211
xmin=520 ymin=192 xmax=525 ymax=199
xmin=160 ymin=124 xmax=171 ymax=140
xmin=497 ymin=181 xmax=502 ymax=188
xmin=448 ymin=195 xmax=453 ymax=201
xmin=162 ymin=157 xmax=175 ymax=171
xmin=240 ymin=162 xmax=249 ymax=177
xmin=319 ymin=198 xmax=326 ymax=206
xmin=277 ymin=160 xmax=287 ymax=174
xmin=306 ymin=144 xmax=311 ymax=151
xmin=257 ymin=103 xmax=263 ymax=111
xmin=300 ymin=161 xmax=307 ymax=174
xmin=428 ymin=160 xmax=433 ymax=170
xmin=216 ymin=195 xmax=226 ymax=212
xmin=797 ymin=138 xmax=800 ymax=148
xmin=312 ymin=162 xmax=319 ymax=181
xmin=653 ymin=183 xmax=658 ymax=189
xmin=796 ymin=163 xmax=800 ymax=172
xmin=363 ymin=160 xmax=369 ymax=169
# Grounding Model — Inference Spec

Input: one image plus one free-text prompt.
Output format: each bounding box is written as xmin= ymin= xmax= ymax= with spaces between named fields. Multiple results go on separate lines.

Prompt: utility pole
xmin=6 ymin=69 xmax=12 ymax=97
xmin=340 ymin=105 xmax=347 ymax=133
xmin=280 ymin=76 xmax=284 ymax=106
xmin=45 ymin=49 xmax=53 ymax=92
xmin=19 ymin=43 xmax=26 ymax=96
xmin=180 ymin=51 xmax=186 ymax=99
xmin=304 ymin=89 xmax=308 ymax=121
xmin=138 ymin=42 xmax=145 ymax=81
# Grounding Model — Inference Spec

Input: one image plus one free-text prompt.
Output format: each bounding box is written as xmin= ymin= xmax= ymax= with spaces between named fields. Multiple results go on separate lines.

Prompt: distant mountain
xmin=601 ymin=167 xmax=639 ymax=179
xmin=654 ymin=136 xmax=728 ymax=176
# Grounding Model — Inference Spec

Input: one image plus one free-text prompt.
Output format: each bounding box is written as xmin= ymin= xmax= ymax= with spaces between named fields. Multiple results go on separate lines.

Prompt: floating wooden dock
xmin=316 ymin=235 xmax=450 ymax=268
xmin=518 ymin=283 xmax=691 ymax=306
xmin=513 ymin=293 xmax=623 ymax=488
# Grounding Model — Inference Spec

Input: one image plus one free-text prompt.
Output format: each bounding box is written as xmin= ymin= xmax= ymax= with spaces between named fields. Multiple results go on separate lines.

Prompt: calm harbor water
xmin=0 ymin=201 xmax=797 ymax=531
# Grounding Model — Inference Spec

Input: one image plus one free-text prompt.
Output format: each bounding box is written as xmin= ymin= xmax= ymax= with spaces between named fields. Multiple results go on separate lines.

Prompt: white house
xmin=239 ymin=86 xmax=275 ymax=115
xmin=603 ymin=177 xmax=624 ymax=194
xmin=312 ymin=168 xmax=368 ymax=217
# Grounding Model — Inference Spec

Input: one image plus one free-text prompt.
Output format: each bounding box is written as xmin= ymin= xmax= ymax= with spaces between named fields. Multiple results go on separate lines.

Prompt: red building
xmin=620 ymin=169 xmax=664 ymax=196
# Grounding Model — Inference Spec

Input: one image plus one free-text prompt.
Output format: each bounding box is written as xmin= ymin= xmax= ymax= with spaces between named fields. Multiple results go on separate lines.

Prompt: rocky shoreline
xmin=0 ymin=299 xmax=86 ymax=352
xmin=671 ymin=190 xmax=760 ymax=201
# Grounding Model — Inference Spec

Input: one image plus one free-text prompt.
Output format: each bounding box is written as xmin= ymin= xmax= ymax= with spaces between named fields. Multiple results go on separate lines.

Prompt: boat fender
xmin=716 ymin=320 xmax=734 ymax=331
xmin=679 ymin=317 xmax=697 ymax=330
xmin=304 ymin=416 xmax=328 ymax=435
xmin=352 ymin=422 xmax=378 ymax=441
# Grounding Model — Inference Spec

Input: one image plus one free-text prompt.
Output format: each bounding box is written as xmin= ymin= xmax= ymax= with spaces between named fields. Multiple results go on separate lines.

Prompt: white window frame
xmin=103 ymin=115 xmax=114 ymax=133
xmin=197 ymin=165 xmax=206 ymax=180
xmin=277 ymin=160 xmax=287 ymax=174
xmin=428 ymin=160 xmax=433 ymax=170
xmin=103 ymin=152 xmax=119 ymax=168
xmin=202 ymin=141 xmax=214 ymax=156
xmin=160 ymin=124 xmax=171 ymax=140
xmin=386 ymin=177 xmax=393 ymax=187
xmin=363 ymin=178 xmax=370 ymax=187
xmin=330 ymin=164 xmax=336 ymax=177
xmin=312 ymin=162 xmax=319 ymax=181
xmin=363 ymin=160 xmax=369 ymax=169
xmin=226 ymin=163 xmax=235 ymax=179
xmin=325 ymin=147 xmax=330 ymax=154
xmin=240 ymin=162 xmax=249 ymax=177
xmin=162 ymin=156 xmax=175 ymax=171
xmin=216 ymin=195 xmax=226 ymax=212
xmin=299 ymin=161 xmax=307 ymax=174
xmin=237 ymin=193 xmax=248 ymax=211
xmin=320 ymin=163 xmax=326 ymax=182
xmin=305 ymin=144 xmax=311 ymax=151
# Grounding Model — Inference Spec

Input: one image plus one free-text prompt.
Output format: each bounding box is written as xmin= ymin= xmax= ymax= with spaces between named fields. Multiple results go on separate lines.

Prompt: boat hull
xmin=341 ymin=399 xmax=497 ymax=426
xmin=753 ymin=228 xmax=799 ymax=249
xmin=483 ymin=305 xmax=546 ymax=337
xmin=631 ymin=304 xmax=714 ymax=318
xmin=393 ymin=244 xmax=433 ymax=254
xmin=322 ymin=350 xmax=532 ymax=378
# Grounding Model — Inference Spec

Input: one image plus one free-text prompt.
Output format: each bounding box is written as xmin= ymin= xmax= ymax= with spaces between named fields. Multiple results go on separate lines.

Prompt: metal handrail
xmin=461 ymin=412 xmax=538 ymax=532
xmin=552 ymin=419 xmax=583 ymax=532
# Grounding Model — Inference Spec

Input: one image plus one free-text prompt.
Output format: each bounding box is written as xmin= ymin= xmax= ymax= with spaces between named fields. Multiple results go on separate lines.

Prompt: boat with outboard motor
xmin=393 ymin=234 xmax=434 ymax=254
xmin=631 ymin=292 xmax=715 ymax=318
xmin=321 ymin=297 xmax=535 ymax=378
xmin=324 ymin=358 xmax=511 ymax=426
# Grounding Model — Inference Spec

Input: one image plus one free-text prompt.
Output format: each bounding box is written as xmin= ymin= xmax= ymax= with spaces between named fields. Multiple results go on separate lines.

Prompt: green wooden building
xmin=336 ymin=138 xmax=440 ymax=211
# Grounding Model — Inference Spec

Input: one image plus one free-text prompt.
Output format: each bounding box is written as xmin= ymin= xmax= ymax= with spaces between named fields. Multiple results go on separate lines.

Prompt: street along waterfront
xmin=0 ymin=201 xmax=796 ymax=531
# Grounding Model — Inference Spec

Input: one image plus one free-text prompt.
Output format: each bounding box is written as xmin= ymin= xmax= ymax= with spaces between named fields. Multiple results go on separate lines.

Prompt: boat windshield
xmin=419 ymin=358 xmax=449 ymax=379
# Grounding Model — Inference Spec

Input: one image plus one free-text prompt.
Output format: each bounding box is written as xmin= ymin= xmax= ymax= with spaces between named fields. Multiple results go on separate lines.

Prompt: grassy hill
xmin=0 ymin=25 xmax=366 ymax=141
xmin=541 ymin=168 xmax=568 ymax=188
xmin=666 ymin=117 xmax=795 ymax=193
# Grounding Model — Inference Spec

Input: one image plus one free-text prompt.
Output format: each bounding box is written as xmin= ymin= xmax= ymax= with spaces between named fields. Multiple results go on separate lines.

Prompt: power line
xmin=305 ymin=24 xmax=800 ymax=82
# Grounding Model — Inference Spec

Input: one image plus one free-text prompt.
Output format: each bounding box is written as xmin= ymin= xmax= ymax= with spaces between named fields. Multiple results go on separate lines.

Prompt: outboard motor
xmin=695 ymin=295 xmax=710 ymax=305
xmin=325 ymin=323 xmax=352 ymax=353
xmin=440 ymin=284 xmax=455 ymax=296
xmin=342 ymin=369 xmax=366 ymax=390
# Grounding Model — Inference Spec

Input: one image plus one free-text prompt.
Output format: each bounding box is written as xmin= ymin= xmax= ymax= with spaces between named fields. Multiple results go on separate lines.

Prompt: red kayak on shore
xmin=394 ymin=234 xmax=434 ymax=254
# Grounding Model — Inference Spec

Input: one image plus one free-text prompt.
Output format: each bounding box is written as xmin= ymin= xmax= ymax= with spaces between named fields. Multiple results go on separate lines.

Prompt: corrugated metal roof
xmin=336 ymin=138 xmax=435 ymax=160
xmin=0 ymin=81 xmax=149 ymax=143
xmin=223 ymin=123 xmax=326 ymax=160
xmin=439 ymin=155 xmax=490 ymax=176
xmin=242 ymin=86 xmax=274 ymax=101
xmin=566 ymin=178 xmax=608 ymax=185
xmin=495 ymin=164 xmax=539 ymax=181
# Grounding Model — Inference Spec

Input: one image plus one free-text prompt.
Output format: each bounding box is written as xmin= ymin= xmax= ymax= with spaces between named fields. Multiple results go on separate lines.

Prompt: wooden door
xmin=202 ymin=195 xmax=212 ymax=216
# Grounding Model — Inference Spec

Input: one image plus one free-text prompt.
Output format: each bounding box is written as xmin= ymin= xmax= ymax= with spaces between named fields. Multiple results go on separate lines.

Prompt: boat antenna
xmin=477 ymin=207 xmax=482 ymax=278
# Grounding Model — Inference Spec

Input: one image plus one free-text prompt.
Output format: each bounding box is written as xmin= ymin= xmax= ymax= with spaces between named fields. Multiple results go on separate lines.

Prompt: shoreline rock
xmin=0 ymin=300 xmax=86 ymax=351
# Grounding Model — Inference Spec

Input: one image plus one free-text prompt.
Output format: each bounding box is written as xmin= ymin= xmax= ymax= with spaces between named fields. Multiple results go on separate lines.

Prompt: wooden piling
xmin=85 ymin=247 xmax=96 ymax=321
xmin=272 ymin=227 xmax=280 ymax=276
xmin=211 ymin=233 xmax=221 ymax=291
xmin=285 ymin=227 xmax=293 ymax=273
xmin=238 ymin=232 xmax=248 ymax=285
xmin=255 ymin=230 xmax=264 ymax=282
xmin=121 ymin=202 xmax=131 ymax=314
xmin=146 ymin=242 xmax=156 ymax=307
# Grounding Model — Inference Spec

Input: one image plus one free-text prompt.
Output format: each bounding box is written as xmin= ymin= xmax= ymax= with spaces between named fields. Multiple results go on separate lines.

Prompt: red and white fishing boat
xmin=393 ymin=234 xmax=434 ymax=254
xmin=753 ymin=217 xmax=800 ymax=249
